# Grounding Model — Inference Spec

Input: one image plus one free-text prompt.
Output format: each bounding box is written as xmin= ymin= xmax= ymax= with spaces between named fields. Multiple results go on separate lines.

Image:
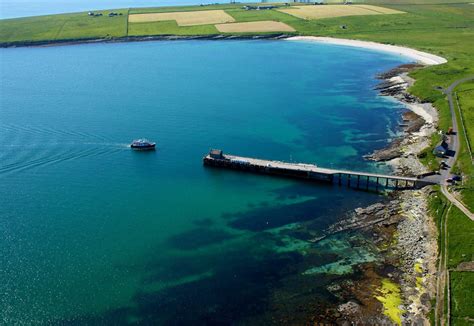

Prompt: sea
xmin=0 ymin=38 xmax=411 ymax=324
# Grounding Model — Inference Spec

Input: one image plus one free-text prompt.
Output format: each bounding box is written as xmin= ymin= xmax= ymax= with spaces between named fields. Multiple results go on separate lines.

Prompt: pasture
xmin=128 ymin=10 xmax=235 ymax=26
xmin=215 ymin=21 xmax=295 ymax=33
xmin=278 ymin=5 xmax=404 ymax=20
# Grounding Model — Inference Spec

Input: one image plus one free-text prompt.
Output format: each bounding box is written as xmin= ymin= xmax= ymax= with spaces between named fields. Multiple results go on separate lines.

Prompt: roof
xmin=434 ymin=145 xmax=447 ymax=153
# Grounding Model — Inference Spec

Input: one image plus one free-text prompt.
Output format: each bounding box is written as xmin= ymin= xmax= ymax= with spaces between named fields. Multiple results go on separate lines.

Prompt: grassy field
xmin=453 ymin=81 xmax=474 ymax=211
xmin=447 ymin=206 xmax=474 ymax=269
xmin=0 ymin=9 xmax=129 ymax=42
xmin=429 ymin=193 xmax=474 ymax=325
xmin=128 ymin=20 xmax=218 ymax=36
xmin=128 ymin=10 xmax=235 ymax=26
xmin=451 ymin=271 xmax=474 ymax=325
xmin=215 ymin=21 xmax=295 ymax=33
xmin=278 ymin=4 xmax=404 ymax=20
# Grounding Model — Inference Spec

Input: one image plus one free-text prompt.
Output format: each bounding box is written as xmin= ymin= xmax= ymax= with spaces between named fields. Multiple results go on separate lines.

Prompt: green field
xmin=453 ymin=82 xmax=474 ymax=211
xmin=447 ymin=206 xmax=474 ymax=269
xmin=451 ymin=271 xmax=474 ymax=325
xmin=0 ymin=9 xmax=128 ymax=43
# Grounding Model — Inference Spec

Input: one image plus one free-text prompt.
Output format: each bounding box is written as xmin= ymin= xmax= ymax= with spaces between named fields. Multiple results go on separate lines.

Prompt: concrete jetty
xmin=203 ymin=150 xmax=438 ymax=190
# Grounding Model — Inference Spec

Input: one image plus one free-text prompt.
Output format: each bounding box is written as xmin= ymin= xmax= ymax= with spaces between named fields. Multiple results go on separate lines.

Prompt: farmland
xmin=278 ymin=4 xmax=404 ymax=20
xmin=215 ymin=21 xmax=295 ymax=33
xmin=128 ymin=10 xmax=235 ymax=26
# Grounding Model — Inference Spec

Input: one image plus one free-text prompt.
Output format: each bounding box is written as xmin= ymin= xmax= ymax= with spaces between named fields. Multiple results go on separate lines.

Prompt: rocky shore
xmin=0 ymin=33 xmax=291 ymax=48
xmin=315 ymin=64 xmax=439 ymax=325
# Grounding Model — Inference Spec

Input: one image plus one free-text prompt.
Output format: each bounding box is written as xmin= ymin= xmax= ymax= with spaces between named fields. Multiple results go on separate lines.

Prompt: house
xmin=433 ymin=142 xmax=448 ymax=157
xmin=210 ymin=149 xmax=223 ymax=159
xmin=88 ymin=11 xmax=103 ymax=17
xmin=242 ymin=5 xmax=277 ymax=10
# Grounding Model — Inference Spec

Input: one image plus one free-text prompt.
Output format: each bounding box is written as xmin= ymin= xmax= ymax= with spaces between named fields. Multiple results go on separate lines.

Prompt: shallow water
xmin=0 ymin=40 xmax=410 ymax=324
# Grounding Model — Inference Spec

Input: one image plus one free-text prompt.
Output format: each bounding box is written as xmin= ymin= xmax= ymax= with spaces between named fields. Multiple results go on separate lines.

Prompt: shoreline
xmin=286 ymin=36 xmax=447 ymax=66
xmin=2 ymin=34 xmax=446 ymax=324
xmin=0 ymin=34 xmax=291 ymax=48
xmin=316 ymin=61 xmax=441 ymax=324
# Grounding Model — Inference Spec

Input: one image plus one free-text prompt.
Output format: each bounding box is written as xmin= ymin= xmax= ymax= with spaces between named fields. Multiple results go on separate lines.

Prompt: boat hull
xmin=130 ymin=144 xmax=156 ymax=151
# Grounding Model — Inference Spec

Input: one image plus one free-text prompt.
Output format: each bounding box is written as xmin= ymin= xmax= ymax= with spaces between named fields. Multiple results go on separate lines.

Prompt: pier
xmin=203 ymin=150 xmax=438 ymax=190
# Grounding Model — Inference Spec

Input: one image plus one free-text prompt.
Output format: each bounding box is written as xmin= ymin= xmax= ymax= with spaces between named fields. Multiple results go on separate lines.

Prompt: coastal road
xmin=441 ymin=76 xmax=474 ymax=220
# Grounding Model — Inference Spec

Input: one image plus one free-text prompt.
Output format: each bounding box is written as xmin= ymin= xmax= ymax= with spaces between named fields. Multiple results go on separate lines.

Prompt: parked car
xmin=452 ymin=175 xmax=462 ymax=181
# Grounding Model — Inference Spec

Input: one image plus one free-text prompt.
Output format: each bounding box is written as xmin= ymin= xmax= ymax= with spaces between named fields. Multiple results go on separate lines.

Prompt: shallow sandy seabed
xmin=286 ymin=36 xmax=447 ymax=66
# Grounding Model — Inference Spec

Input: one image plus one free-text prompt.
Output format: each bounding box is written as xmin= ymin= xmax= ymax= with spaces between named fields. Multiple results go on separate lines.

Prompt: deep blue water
xmin=0 ymin=40 xmax=410 ymax=324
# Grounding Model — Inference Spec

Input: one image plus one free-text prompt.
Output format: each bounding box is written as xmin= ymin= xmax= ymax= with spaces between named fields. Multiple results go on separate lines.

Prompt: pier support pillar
xmin=395 ymin=180 xmax=399 ymax=189
xmin=338 ymin=173 xmax=342 ymax=186
xmin=357 ymin=175 xmax=360 ymax=188
xmin=347 ymin=174 xmax=351 ymax=187
xmin=376 ymin=177 xmax=379 ymax=191
xmin=366 ymin=176 xmax=369 ymax=190
xmin=386 ymin=178 xmax=389 ymax=187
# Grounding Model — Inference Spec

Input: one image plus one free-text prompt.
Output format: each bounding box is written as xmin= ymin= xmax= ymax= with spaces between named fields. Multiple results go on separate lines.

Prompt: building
xmin=242 ymin=5 xmax=277 ymax=10
xmin=433 ymin=142 xmax=448 ymax=157
xmin=210 ymin=149 xmax=223 ymax=159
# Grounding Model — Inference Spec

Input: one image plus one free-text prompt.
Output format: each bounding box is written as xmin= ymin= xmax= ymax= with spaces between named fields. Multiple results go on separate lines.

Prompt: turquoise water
xmin=0 ymin=40 xmax=409 ymax=324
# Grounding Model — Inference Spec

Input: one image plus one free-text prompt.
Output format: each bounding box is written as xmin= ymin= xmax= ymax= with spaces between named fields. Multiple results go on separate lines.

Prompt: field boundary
xmin=454 ymin=90 xmax=473 ymax=162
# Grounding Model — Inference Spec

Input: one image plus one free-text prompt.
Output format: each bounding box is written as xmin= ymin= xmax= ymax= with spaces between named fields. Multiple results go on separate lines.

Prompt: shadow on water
xmin=225 ymin=182 xmax=381 ymax=232
xmin=56 ymin=232 xmax=370 ymax=325
xmin=54 ymin=189 xmax=382 ymax=325
xmin=57 ymin=244 xmax=305 ymax=325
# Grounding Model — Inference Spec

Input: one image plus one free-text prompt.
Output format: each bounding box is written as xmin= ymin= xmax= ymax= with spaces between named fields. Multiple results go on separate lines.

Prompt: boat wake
xmin=0 ymin=123 xmax=128 ymax=177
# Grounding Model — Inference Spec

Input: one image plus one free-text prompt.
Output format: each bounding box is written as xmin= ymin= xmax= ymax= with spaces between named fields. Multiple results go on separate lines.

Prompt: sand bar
xmin=286 ymin=36 xmax=447 ymax=65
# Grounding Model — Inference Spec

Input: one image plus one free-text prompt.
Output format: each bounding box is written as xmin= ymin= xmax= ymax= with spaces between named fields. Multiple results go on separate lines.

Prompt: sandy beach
xmin=287 ymin=36 xmax=447 ymax=66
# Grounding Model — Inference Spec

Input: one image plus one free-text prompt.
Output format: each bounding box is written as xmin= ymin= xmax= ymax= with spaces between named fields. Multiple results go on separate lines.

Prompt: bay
xmin=0 ymin=40 xmax=409 ymax=324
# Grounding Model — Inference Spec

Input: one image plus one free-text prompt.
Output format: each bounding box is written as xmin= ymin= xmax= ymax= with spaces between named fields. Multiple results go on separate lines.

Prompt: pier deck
xmin=203 ymin=151 xmax=439 ymax=190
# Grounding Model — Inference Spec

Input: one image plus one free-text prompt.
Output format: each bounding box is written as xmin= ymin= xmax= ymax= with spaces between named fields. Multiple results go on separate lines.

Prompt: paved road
xmin=441 ymin=76 xmax=474 ymax=220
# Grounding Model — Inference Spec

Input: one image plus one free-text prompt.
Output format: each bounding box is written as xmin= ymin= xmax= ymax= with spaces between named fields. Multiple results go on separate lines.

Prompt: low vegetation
xmin=447 ymin=206 xmax=474 ymax=269
xmin=128 ymin=10 xmax=235 ymax=26
xmin=278 ymin=4 xmax=404 ymax=20
xmin=215 ymin=21 xmax=295 ymax=33
xmin=453 ymin=81 xmax=474 ymax=211
xmin=451 ymin=271 xmax=474 ymax=325
xmin=0 ymin=9 xmax=128 ymax=43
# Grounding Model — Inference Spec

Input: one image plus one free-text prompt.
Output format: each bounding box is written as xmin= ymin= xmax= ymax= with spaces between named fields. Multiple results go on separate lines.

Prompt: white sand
xmin=405 ymin=102 xmax=437 ymax=125
xmin=286 ymin=36 xmax=447 ymax=65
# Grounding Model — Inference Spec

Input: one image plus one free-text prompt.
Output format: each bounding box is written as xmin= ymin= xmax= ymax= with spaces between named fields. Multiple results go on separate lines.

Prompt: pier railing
xmin=203 ymin=151 xmax=439 ymax=191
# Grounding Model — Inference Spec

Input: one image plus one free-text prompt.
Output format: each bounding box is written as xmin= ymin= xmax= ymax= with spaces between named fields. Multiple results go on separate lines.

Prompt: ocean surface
xmin=0 ymin=0 xmax=265 ymax=19
xmin=0 ymin=40 xmax=410 ymax=324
